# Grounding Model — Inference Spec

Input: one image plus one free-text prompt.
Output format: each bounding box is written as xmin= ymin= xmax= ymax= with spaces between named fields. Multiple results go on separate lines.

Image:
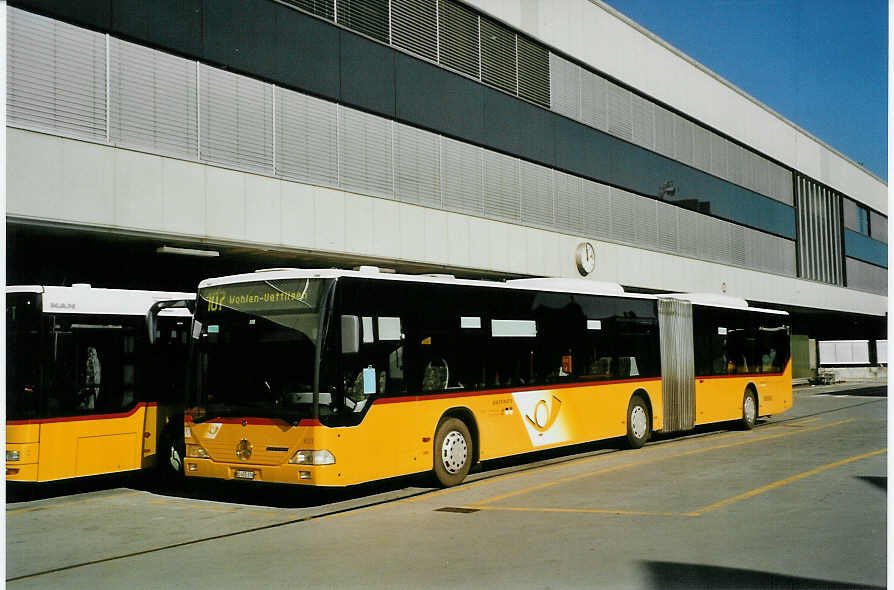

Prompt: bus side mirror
xmin=147 ymin=307 xmax=159 ymax=345
xmin=341 ymin=315 xmax=360 ymax=354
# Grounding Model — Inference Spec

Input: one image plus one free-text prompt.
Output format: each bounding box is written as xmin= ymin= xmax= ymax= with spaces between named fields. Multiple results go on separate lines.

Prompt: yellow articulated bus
xmin=184 ymin=268 xmax=791 ymax=487
xmin=6 ymin=285 xmax=194 ymax=482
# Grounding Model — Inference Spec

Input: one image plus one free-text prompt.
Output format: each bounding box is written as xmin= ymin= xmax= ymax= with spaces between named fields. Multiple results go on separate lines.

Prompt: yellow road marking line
xmin=465 ymin=505 xmax=689 ymax=517
xmin=7 ymin=491 xmax=143 ymax=515
xmin=470 ymin=418 xmax=855 ymax=507
xmin=688 ymin=448 xmax=887 ymax=516
xmin=394 ymin=424 xmax=791 ymax=507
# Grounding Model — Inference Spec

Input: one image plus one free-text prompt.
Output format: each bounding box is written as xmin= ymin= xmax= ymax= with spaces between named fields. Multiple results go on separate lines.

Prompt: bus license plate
xmin=235 ymin=470 xmax=255 ymax=480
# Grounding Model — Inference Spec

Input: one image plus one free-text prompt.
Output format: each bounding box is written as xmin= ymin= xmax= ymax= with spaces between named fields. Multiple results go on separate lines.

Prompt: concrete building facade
xmin=4 ymin=0 xmax=887 ymax=358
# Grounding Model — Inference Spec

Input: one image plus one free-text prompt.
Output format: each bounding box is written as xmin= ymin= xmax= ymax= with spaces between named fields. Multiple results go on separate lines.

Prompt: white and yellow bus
xmin=184 ymin=268 xmax=791 ymax=487
xmin=6 ymin=285 xmax=194 ymax=482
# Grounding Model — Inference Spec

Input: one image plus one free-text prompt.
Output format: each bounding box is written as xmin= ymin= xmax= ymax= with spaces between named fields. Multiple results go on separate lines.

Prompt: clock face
xmin=576 ymin=242 xmax=596 ymax=276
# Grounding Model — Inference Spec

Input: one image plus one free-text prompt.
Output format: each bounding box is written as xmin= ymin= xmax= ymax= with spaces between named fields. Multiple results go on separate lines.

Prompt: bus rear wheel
xmin=433 ymin=418 xmax=472 ymax=487
xmin=626 ymin=394 xmax=651 ymax=449
xmin=741 ymin=389 xmax=757 ymax=430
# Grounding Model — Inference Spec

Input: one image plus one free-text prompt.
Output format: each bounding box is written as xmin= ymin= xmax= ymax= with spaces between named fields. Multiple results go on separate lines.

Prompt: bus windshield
xmin=7 ymin=293 xmax=42 ymax=420
xmin=190 ymin=278 xmax=329 ymax=423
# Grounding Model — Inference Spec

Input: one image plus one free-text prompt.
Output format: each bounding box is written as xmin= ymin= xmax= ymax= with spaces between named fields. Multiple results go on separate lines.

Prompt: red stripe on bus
xmin=374 ymin=376 xmax=663 ymax=405
xmin=196 ymin=417 xmax=322 ymax=427
xmin=7 ymin=402 xmax=156 ymax=425
xmin=697 ymin=371 xmax=785 ymax=381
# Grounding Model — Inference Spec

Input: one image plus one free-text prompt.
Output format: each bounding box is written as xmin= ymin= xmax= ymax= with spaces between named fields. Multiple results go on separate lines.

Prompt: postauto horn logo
xmin=512 ymin=392 xmax=569 ymax=447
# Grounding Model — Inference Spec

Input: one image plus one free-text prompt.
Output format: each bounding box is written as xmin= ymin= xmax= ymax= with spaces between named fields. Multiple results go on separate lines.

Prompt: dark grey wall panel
xmin=273 ymin=5 xmax=340 ymax=99
xmin=395 ymin=54 xmax=484 ymax=145
xmin=483 ymin=88 xmax=554 ymax=166
xmin=554 ymin=117 xmax=612 ymax=182
xmin=112 ymin=0 xmax=202 ymax=57
xmin=10 ymin=0 xmax=110 ymax=30
xmin=340 ymin=31 xmax=395 ymax=118
xmin=203 ymin=0 xmax=278 ymax=80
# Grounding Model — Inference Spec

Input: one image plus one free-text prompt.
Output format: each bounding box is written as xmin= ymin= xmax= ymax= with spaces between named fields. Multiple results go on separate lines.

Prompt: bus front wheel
xmin=626 ymin=394 xmax=651 ymax=449
xmin=741 ymin=389 xmax=757 ymax=430
xmin=433 ymin=418 xmax=472 ymax=487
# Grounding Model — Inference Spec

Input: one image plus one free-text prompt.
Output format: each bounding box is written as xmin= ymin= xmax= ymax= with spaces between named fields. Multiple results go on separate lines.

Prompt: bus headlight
xmin=288 ymin=450 xmax=335 ymax=465
xmin=6 ymin=450 xmax=20 ymax=462
xmin=186 ymin=445 xmax=209 ymax=458
xmin=184 ymin=426 xmax=192 ymax=440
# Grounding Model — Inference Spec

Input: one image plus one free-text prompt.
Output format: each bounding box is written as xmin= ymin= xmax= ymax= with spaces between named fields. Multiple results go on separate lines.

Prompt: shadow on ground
xmin=856 ymin=475 xmax=886 ymax=491
xmin=642 ymin=561 xmax=883 ymax=589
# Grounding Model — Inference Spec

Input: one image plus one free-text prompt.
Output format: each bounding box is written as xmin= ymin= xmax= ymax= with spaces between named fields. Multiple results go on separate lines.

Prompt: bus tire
xmin=741 ymin=389 xmax=757 ymax=430
xmin=433 ymin=418 xmax=472 ymax=487
xmin=626 ymin=394 xmax=651 ymax=449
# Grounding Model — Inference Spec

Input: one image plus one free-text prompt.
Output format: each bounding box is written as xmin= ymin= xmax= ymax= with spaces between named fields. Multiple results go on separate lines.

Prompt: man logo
xmin=525 ymin=396 xmax=562 ymax=433
xmin=235 ymin=439 xmax=252 ymax=461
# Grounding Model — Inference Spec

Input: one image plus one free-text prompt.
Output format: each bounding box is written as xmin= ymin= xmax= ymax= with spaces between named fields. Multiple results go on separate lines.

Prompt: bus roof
xmin=7 ymin=285 xmax=195 ymax=316
xmin=197 ymin=268 xmax=788 ymax=316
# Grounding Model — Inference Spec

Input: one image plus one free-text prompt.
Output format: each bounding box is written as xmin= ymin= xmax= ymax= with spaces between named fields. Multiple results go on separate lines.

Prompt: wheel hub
xmin=744 ymin=395 xmax=756 ymax=423
xmin=630 ymin=405 xmax=647 ymax=439
xmin=441 ymin=431 xmax=468 ymax=474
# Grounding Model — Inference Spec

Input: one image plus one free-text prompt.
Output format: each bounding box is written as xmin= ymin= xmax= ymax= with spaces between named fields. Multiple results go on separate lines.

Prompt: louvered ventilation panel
xmin=752 ymin=153 xmax=770 ymax=196
xmin=337 ymin=0 xmax=389 ymax=43
xmin=8 ymin=8 xmax=107 ymax=140
xmin=709 ymin=133 xmax=728 ymax=179
xmin=549 ymin=53 xmax=580 ymax=120
xmin=438 ymin=0 xmax=480 ymax=79
xmin=726 ymin=143 xmax=745 ymax=187
xmin=656 ymin=200 xmax=679 ymax=252
xmin=480 ymin=17 xmax=517 ymax=95
xmin=394 ymin=122 xmax=441 ymax=208
xmin=582 ymin=179 xmax=611 ymax=239
xmin=517 ymin=36 xmax=550 ymax=108
xmin=200 ymin=65 xmax=273 ymax=174
xmin=676 ymin=208 xmax=699 ymax=258
xmin=110 ymin=38 xmax=197 ymax=159
xmin=769 ymin=162 xmax=794 ymax=205
xmin=654 ymin=106 xmax=675 ymax=159
xmin=391 ymin=0 xmax=437 ymax=61
xmin=275 ymin=86 xmax=338 ymax=187
xmin=580 ymin=69 xmax=607 ymax=131
xmin=483 ymin=149 xmax=520 ymax=222
xmin=520 ymin=161 xmax=554 ymax=227
xmin=282 ymin=0 xmax=335 ymax=20
xmin=630 ymin=94 xmax=654 ymax=151
xmin=673 ymin=115 xmax=693 ymax=167
xmin=441 ymin=137 xmax=483 ymax=215
xmin=554 ymin=171 xmax=583 ymax=234
xmin=338 ymin=106 xmax=394 ymax=198
xmin=691 ymin=125 xmax=711 ymax=173
xmin=631 ymin=194 xmax=658 ymax=249
xmin=609 ymin=187 xmax=635 ymax=244
xmin=605 ymin=82 xmax=632 ymax=141
xmin=730 ymin=225 xmax=746 ymax=266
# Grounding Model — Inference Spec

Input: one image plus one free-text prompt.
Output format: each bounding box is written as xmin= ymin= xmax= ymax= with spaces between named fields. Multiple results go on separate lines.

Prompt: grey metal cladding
xmin=548 ymin=53 xmax=580 ymax=120
xmin=730 ymin=225 xmax=746 ymax=266
xmin=656 ymin=200 xmax=679 ymax=252
xmin=275 ymin=86 xmax=338 ymax=186
xmin=479 ymin=17 xmax=517 ymax=96
xmin=630 ymin=94 xmax=655 ymax=151
xmin=654 ymin=106 xmax=675 ymax=159
xmin=8 ymin=8 xmax=107 ymax=140
xmin=692 ymin=125 xmax=711 ymax=172
xmin=555 ymin=171 xmax=583 ymax=234
xmin=632 ymin=193 xmax=658 ymax=249
xmin=520 ymin=161 xmax=555 ymax=227
xmin=579 ymin=68 xmax=607 ymax=131
xmin=870 ymin=211 xmax=887 ymax=243
xmin=582 ymin=178 xmax=611 ymax=239
xmin=337 ymin=0 xmax=389 ymax=43
xmin=438 ymin=0 xmax=480 ymax=79
xmin=394 ymin=122 xmax=441 ymax=208
xmin=794 ymin=175 xmax=843 ymax=285
xmin=605 ymin=82 xmax=633 ymax=142
xmin=337 ymin=106 xmax=394 ymax=198
xmin=200 ymin=65 xmax=273 ymax=174
xmin=517 ymin=35 xmax=550 ymax=108
xmin=283 ymin=0 xmax=335 ymax=20
xmin=846 ymin=257 xmax=888 ymax=295
xmin=390 ymin=0 xmax=438 ymax=62
xmin=842 ymin=197 xmax=860 ymax=231
xmin=440 ymin=136 xmax=484 ymax=215
xmin=482 ymin=149 xmax=521 ymax=222
xmin=709 ymin=132 xmax=728 ymax=179
xmin=110 ymin=37 xmax=197 ymax=159
xmin=609 ymin=187 xmax=636 ymax=243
